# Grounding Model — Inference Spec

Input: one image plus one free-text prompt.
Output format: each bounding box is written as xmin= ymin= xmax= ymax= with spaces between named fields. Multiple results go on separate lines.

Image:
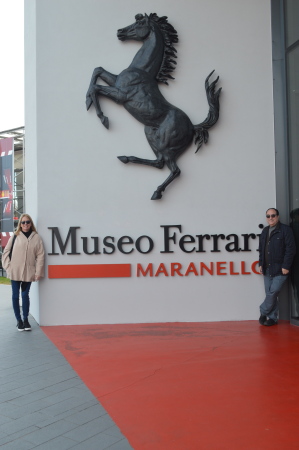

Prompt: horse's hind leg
xmin=151 ymin=159 xmax=181 ymax=200
xmin=118 ymin=155 xmax=164 ymax=169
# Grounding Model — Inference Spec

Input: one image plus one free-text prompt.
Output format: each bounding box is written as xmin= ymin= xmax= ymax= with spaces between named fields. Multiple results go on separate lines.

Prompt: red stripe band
xmin=48 ymin=264 xmax=131 ymax=279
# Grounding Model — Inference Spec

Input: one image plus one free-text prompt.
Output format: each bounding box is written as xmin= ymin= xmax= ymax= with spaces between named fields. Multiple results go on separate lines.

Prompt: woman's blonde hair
xmin=15 ymin=214 xmax=37 ymax=235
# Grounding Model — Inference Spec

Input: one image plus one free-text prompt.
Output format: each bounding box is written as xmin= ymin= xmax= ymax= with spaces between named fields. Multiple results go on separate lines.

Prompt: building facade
xmin=24 ymin=0 xmax=298 ymax=326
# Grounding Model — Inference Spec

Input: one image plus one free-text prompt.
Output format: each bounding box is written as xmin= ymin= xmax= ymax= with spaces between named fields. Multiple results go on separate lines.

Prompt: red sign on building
xmin=0 ymin=137 xmax=14 ymax=249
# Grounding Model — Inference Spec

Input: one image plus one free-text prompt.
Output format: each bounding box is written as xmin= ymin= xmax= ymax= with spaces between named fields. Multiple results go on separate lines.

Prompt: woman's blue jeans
xmin=11 ymin=281 xmax=32 ymax=321
xmin=260 ymin=270 xmax=288 ymax=321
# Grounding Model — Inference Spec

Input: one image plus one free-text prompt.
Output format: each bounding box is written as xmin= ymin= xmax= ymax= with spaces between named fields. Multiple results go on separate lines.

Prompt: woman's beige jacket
xmin=2 ymin=232 xmax=45 ymax=282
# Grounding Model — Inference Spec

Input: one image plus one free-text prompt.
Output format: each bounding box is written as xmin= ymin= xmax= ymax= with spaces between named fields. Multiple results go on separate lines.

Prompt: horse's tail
xmin=194 ymin=71 xmax=221 ymax=153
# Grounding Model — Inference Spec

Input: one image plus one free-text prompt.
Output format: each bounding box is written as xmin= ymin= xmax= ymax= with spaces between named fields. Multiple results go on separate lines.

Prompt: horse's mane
xmin=149 ymin=13 xmax=178 ymax=85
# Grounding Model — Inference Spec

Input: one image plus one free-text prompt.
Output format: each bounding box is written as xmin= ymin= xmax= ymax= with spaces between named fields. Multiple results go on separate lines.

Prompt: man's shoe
xmin=23 ymin=319 xmax=31 ymax=331
xmin=17 ymin=320 xmax=25 ymax=331
xmin=264 ymin=319 xmax=277 ymax=326
xmin=259 ymin=315 xmax=267 ymax=325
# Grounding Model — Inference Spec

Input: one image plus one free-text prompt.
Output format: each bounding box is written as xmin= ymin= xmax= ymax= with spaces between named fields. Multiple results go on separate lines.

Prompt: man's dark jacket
xmin=259 ymin=222 xmax=296 ymax=277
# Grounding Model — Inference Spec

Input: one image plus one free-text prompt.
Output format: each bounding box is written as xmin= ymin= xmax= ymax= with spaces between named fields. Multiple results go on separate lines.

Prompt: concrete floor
xmin=0 ymin=285 xmax=132 ymax=449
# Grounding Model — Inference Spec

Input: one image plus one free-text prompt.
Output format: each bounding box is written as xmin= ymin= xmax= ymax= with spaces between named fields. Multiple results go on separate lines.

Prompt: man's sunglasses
xmin=266 ymin=214 xmax=277 ymax=218
xmin=21 ymin=221 xmax=31 ymax=225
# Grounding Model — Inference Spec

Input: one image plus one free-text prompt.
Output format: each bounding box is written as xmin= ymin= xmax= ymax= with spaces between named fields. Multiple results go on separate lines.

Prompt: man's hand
xmin=259 ymin=266 xmax=263 ymax=274
xmin=282 ymin=268 xmax=289 ymax=275
xmin=35 ymin=275 xmax=41 ymax=281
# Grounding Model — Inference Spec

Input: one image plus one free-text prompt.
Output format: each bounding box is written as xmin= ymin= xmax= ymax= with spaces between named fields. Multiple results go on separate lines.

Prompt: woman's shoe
xmin=23 ymin=319 xmax=31 ymax=331
xmin=17 ymin=320 xmax=25 ymax=331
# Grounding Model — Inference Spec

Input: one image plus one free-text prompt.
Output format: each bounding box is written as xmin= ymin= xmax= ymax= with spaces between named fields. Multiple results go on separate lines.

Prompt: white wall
xmin=25 ymin=0 xmax=275 ymax=325
xmin=24 ymin=0 xmax=39 ymax=321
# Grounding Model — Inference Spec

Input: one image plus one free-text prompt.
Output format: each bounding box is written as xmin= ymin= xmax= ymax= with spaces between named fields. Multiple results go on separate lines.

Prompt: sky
xmin=0 ymin=0 xmax=24 ymax=132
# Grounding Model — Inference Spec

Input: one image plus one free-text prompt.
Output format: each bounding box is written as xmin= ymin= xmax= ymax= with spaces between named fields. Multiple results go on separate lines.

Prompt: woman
xmin=2 ymin=214 xmax=45 ymax=331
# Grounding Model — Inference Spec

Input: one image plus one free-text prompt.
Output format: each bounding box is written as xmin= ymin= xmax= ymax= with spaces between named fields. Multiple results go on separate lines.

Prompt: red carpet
xmin=42 ymin=321 xmax=299 ymax=449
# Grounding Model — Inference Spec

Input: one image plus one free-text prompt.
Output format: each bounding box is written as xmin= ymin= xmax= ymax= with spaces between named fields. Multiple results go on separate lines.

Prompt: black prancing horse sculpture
xmin=86 ymin=13 xmax=221 ymax=200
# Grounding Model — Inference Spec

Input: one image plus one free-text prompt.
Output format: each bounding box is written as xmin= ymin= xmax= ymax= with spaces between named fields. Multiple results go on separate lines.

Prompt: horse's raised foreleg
xmin=151 ymin=159 xmax=181 ymax=200
xmin=98 ymin=69 xmax=117 ymax=86
xmin=91 ymin=85 xmax=127 ymax=104
xmin=86 ymin=67 xmax=105 ymax=109
xmin=86 ymin=67 xmax=118 ymax=129
xmin=87 ymin=84 xmax=127 ymax=129
xmin=86 ymin=68 xmax=109 ymax=128
xmin=117 ymin=155 xmax=164 ymax=169
xmin=86 ymin=67 xmax=117 ymax=104
xmin=89 ymin=90 xmax=110 ymax=129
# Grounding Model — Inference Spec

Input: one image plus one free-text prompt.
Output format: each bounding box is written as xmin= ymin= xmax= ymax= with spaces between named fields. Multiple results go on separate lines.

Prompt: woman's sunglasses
xmin=21 ymin=221 xmax=31 ymax=225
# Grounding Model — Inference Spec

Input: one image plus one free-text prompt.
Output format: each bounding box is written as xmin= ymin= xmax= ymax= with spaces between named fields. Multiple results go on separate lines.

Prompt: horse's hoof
xmin=151 ymin=191 xmax=163 ymax=200
xmin=117 ymin=156 xmax=129 ymax=164
xmin=101 ymin=116 xmax=109 ymax=129
xmin=86 ymin=96 xmax=92 ymax=111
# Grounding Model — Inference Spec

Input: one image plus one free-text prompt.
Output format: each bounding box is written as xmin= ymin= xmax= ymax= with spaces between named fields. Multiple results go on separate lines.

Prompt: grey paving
xmin=0 ymin=285 xmax=134 ymax=449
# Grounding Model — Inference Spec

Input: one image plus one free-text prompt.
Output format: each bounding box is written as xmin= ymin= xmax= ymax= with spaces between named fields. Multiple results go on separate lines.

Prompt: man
xmin=259 ymin=208 xmax=296 ymax=326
